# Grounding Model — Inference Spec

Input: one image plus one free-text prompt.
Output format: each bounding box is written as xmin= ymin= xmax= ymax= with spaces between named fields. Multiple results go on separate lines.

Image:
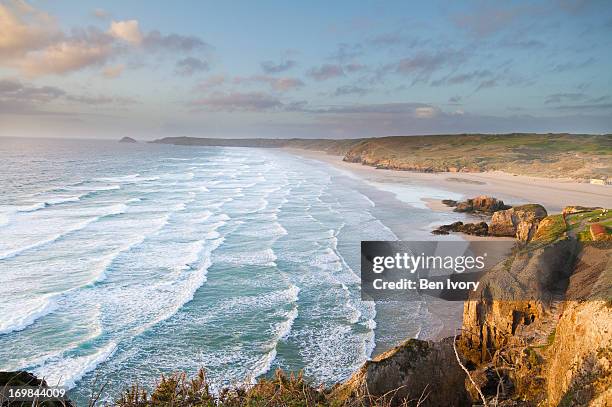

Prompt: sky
xmin=1 ymin=0 xmax=611 ymax=140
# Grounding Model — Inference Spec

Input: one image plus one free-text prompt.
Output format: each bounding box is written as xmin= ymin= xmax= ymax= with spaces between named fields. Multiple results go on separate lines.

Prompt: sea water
xmin=0 ymin=138 xmax=463 ymax=404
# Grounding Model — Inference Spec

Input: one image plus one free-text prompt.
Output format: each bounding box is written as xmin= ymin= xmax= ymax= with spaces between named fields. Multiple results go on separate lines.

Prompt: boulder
xmin=432 ymin=221 xmax=489 ymax=236
xmin=332 ymin=338 xmax=469 ymax=406
xmin=489 ymin=204 xmax=548 ymax=241
xmin=453 ymin=195 xmax=511 ymax=214
xmin=442 ymin=199 xmax=458 ymax=207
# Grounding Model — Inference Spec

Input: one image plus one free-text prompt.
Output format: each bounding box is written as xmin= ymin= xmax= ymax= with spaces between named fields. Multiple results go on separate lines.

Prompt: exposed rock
xmin=546 ymin=244 xmax=612 ymax=406
xmin=0 ymin=371 xmax=75 ymax=406
xmin=432 ymin=221 xmax=489 ymax=236
xmin=459 ymin=237 xmax=579 ymax=365
xmin=119 ymin=136 xmax=137 ymax=143
xmin=442 ymin=199 xmax=458 ymax=207
xmin=453 ymin=195 xmax=511 ymax=214
xmin=489 ymin=204 xmax=548 ymax=241
xmin=333 ymin=338 xmax=469 ymax=406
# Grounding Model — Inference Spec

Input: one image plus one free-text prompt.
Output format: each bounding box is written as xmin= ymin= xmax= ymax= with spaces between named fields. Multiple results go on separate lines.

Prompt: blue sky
xmin=1 ymin=0 xmax=611 ymax=139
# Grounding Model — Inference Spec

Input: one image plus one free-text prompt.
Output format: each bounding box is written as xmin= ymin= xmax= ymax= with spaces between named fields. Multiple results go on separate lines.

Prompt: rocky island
xmin=119 ymin=136 xmax=137 ymax=143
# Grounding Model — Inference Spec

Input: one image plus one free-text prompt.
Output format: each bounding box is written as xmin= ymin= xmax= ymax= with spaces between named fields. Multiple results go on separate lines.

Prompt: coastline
xmin=283 ymin=148 xmax=611 ymax=213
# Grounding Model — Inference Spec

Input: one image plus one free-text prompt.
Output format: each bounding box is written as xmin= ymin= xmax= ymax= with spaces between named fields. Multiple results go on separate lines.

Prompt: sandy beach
xmin=286 ymin=148 xmax=611 ymax=214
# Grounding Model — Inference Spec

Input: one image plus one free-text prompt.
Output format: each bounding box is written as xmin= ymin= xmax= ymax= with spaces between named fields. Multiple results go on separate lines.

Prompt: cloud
xmin=143 ymin=31 xmax=211 ymax=52
xmin=268 ymin=77 xmax=304 ymax=92
xmin=65 ymin=94 xmax=137 ymax=105
xmin=344 ymin=63 xmax=366 ymax=72
xmin=394 ymin=50 xmax=468 ymax=83
xmin=475 ymin=79 xmax=498 ymax=91
xmin=0 ymin=78 xmax=65 ymax=102
xmin=189 ymin=92 xmax=284 ymax=112
xmin=233 ymin=75 xmax=304 ymax=92
xmin=449 ymin=95 xmax=462 ymax=104
xmin=18 ymin=33 xmax=114 ymax=77
xmin=499 ymin=38 xmax=545 ymax=49
xmin=414 ymin=106 xmax=437 ymax=118
xmin=545 ymin=93 xmax=587 ymax=104
xmin=93 ymin=8 xmax=109 ymax=19
xmin=108 ymin=20 xmax=143 ymax=44
xmin=452 ymin=5 xmax=535 ymax=37
xmin=175 ymin=57 xmax=209 ymax=76
xmin=0 ymin=77 xmax=136 ymax=114
xmin=431 ymin=70 xmax=493 ymax=87
xmin=309 ymin=102 xmax=438 ymax=116
xmin=553 ymin=103 xmax=612 ymax=111
xmin=328 ymin=43 xmax=363 ymax=62
xmin=102 ymin=64 xmax=124 ymax=78
xmin=333 ymin=85 xmax=370 ymax=96
xmin=261 ymin=59 xmax=296 ymax=74
xmin=551 ymin=57 xmax=595 ymax=73
xmin=367 ymin=32 xmax=425 ymax=49
xmin=307 ymin=64 xmax=344 ymax=81
xmin=0 ymin=2 xmax=213 ymax=77
xmin=196 ymin=75 xmax=226 ymax=91
xmin=0 ymin=1 xmax=61 ymax=59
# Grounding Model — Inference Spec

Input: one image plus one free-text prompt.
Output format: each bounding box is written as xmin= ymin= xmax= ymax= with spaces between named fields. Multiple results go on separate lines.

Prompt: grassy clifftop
xmin=341 ymin=133 xmax=611 ymax=179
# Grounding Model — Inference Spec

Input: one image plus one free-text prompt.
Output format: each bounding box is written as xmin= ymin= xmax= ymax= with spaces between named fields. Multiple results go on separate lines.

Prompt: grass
xmin=107 ymin=369 xmax=412 ymax=407
xmin=531 ymin=215 xmax=566 ymax=244
xmin=341 ymin=134 xmax=611 ymax=179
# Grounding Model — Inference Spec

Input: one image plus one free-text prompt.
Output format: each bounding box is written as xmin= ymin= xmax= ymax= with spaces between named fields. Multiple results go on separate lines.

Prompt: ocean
xmin=0 ymin=137 xmax=464 ymax=403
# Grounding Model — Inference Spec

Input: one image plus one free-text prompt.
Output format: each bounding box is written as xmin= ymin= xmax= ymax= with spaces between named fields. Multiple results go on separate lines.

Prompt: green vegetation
xmin=341 ymin=134 xmax=611 ymax=179
xmin=113 ymin=369 xmax=326 ymax=407
xmin=531 ymin=215 xmax=567 ymax=244
xmin=109 ymin=369 xmax=399 ymax=407
xmin=566 ymin=209 xmax=612 ymax=242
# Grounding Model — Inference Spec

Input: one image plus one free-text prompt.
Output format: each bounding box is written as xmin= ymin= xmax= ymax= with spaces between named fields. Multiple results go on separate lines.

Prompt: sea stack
xmin=119 ymin=136 xmax=137 ymax=143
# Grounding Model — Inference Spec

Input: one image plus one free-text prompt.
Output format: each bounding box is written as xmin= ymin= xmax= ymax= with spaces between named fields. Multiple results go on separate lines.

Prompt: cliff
xmin=341 ymin=205 xmax=611 ymax=406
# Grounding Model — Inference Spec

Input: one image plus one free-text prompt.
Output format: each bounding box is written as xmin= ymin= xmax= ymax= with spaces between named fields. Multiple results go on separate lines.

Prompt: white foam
xmin=95 ymin=173 xmax=141 ymax=183
xmin=0 ymin=203 xmax=127 ymax=260
xmin=248 ymin=284 xmax=300 ymax=383
xmin=0 ymin=296 xmax=58 ymax=335
xmin=34 ymin=341 xmax=118 ymax=389
xmin=215 ymin=248 xmax=277 ymax=267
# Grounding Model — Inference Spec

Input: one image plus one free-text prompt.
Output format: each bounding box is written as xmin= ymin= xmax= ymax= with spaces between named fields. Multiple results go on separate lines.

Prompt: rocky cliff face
xmin=545 ymin=244 xmax=612 ymax=406
xmin=332 ymin=338 xmax=469 ymax=406
xmin=490 ymin=204 xmax=548 ymax=241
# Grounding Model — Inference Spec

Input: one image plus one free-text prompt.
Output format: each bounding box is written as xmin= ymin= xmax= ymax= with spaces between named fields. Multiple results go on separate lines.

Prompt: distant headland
xmin=151 ymin=133 xmax=611 ymax=182
xmin=119 ymin=137 xmax=137 ymax=143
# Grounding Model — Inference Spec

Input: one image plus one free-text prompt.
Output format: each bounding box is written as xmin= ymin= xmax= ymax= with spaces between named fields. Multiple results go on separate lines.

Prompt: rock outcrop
xmin=448 ymin=195 xmax=511 ymax=214
xmin=0 ymin=371 xmax=75 ymax=406
xmin=333 ymin=338 xmax=469 ymax=406
xmin=432 ymin=221 xmax=489 ymax=236
xmin=546 ymin=244 xmax=612 ymax=406
xmin=489 ymin=204 xmax=548 ymax=241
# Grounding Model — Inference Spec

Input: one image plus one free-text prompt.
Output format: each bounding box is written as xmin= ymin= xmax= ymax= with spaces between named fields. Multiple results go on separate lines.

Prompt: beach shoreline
xmin=284 ymin=148 xmax=611 ymax=213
